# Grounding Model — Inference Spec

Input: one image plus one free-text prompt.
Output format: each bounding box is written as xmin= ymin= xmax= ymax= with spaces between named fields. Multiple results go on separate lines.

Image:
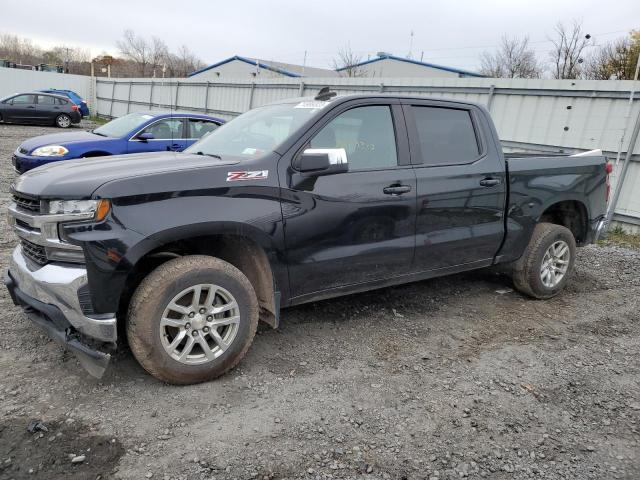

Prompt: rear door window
xmin=55 ymin=97 xmax=68 ymax=105
xmin=37 ymin=95 xmax=56 ymax=105
xmin=410 ymin=106 xmax=480 ymax=165
xmin=188 ymin=119 xmax=219 ymax=139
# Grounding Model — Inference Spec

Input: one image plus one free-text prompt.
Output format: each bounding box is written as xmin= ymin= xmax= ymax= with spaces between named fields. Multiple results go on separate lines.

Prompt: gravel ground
xmin=0 ymin=122 xmax=639 ymax=480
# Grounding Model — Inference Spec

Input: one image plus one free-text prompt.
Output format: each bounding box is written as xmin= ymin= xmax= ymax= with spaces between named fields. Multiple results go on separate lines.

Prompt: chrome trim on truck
xmin=8 ymin=246 xmax=117 ymax=343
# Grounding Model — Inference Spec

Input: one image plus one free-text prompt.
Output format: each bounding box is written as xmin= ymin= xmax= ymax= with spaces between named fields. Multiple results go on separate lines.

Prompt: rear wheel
xmin=512 ymin=222 xmax=576 ymax=299
xmin=126 ymin=255 xmax=259 ymax=384
xmin=55 ymin=114 xmax=71 ymax=128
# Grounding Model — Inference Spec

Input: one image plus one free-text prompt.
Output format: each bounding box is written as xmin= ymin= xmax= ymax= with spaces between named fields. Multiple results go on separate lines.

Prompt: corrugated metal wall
xmin=0 ymin=67 xmax=93 ymax=107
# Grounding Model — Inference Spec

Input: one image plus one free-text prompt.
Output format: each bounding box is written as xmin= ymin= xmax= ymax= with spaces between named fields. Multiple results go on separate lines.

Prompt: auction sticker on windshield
xmin=226 ymin=170 xmax=269 ymax=181
xmin=294 ymin=101 xmax=329 ymax=109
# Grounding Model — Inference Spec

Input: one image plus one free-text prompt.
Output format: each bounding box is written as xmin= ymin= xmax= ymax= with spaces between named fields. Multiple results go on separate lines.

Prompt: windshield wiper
xmin=92 ymin=131 xmax=107 ymax=137
xmin=194 ymin=151 xmax=222 ymax=159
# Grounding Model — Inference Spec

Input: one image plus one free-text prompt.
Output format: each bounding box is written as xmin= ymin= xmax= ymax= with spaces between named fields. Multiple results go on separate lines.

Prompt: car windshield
xmin=184 ymin=101 xmax=328 ymax=159
xmin=93 ymin=112 xmax=157 ymax=138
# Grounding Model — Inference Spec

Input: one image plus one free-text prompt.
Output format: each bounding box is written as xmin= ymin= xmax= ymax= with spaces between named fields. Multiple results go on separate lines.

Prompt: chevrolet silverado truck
xmin=5 ymin=91 xmax=610 ymax=384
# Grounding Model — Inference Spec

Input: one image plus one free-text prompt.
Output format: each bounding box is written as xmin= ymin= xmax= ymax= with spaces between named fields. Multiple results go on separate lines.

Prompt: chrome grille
xmin=12 ymin=193 xmax=41 ymax=214
xmin=21 ymin=240 xmax=48 ymax=266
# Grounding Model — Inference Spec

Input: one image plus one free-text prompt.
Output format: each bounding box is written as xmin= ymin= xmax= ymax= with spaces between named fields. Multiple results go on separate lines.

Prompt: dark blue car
xmin=38 ymin=89 xmax=90 ymax=117
xmin=12 ymin=111 xmax=224 ymax=174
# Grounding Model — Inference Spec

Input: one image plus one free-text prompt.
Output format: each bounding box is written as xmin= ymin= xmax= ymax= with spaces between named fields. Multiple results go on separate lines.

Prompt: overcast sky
xmin=2 ymin=0 xmax=638 ymax=71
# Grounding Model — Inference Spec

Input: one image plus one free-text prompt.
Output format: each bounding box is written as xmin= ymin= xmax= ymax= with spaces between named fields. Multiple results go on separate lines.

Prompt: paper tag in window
xmin=294 ymin=101 xmax=329 ymax=109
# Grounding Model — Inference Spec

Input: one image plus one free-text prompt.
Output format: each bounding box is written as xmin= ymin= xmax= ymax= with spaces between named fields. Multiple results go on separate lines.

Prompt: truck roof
xmin=268 ymin=93 xmax=484 ymax=110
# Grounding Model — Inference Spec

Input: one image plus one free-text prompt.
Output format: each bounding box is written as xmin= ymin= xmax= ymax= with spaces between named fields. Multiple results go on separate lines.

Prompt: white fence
xmin=0 ymin=67 xmax=92 ymax=106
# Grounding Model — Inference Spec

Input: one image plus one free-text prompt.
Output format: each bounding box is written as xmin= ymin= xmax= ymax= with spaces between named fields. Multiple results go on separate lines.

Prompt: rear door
xmin=128 ymin=117 xmax=187 ymax=153
xmin=5 ymin=94 xmax=37 ymax=121
xmin=281 ymin=100 xmax=417 ymax=299
xmin=35 ymin=95 xmax=59 ymax=123
xmin=402 ymin=100 xmax=506 ymax=271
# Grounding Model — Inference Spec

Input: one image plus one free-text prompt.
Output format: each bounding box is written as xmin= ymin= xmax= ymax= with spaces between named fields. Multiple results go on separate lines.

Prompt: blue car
xmin=12 ymin=111 xmax=224 ymax=174
xmin=38 ymin=89 xmax=90 ymax=117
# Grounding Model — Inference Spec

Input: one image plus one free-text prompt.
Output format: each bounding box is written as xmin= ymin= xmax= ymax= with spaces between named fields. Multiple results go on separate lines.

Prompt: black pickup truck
xmin=5 ymin=91 xmax=610 ymax=383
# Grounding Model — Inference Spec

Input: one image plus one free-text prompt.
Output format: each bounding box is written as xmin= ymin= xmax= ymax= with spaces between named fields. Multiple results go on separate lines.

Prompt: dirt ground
xmin=0 ymin=122 xmax=638 ymax=480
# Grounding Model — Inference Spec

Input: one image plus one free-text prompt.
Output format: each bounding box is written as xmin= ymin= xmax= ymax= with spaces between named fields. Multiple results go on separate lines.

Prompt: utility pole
xmin=606 ymin=53 xmax=640 ymax=228
xmin=302 ymin=50 xmax=307 ymax=76
xmin=407 ymin=30 xmax=414 ymax=59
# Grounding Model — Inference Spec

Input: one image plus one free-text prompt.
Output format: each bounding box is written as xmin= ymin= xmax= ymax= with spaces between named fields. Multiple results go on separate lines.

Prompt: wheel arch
xmin=538 ymin=199 xmax=589 ymax=245
xmin=117 ymin=225 xmax=284 ymax=329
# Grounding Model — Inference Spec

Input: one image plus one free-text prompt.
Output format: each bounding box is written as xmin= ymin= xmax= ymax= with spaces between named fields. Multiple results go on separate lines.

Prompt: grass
xmin=601 ymin=225 xmax=640 ymax=249
xmin=86 ymin=115 xmax=109 ymax=125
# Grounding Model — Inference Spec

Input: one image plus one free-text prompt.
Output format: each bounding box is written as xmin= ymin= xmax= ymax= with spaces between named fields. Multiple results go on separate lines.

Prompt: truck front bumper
xmin=4 ymin=246 xmax=117 ymax=378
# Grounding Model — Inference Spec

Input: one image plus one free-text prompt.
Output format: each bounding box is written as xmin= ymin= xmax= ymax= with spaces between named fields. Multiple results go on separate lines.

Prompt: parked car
xmin=11 ymin=111 xmax=224 ymax=174
xmin=5 ymin=92 xmax=610 ymax=383
xmin=0 ymin=92 xmax=81 ymax=128
xmin=38 ymin=89 xmax=90 ymax=117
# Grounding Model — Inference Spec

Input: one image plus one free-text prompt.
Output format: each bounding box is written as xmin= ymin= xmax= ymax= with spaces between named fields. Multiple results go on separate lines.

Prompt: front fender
xmin=66 ymin=187 xmax=287 ymax=314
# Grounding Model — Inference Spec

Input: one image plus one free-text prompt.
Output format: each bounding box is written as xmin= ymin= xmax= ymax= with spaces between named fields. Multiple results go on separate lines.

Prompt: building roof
xmin=188 ymin=55 xmax=336 ymax=78
xmin=336 ymin=54 xmax=483 ymax=77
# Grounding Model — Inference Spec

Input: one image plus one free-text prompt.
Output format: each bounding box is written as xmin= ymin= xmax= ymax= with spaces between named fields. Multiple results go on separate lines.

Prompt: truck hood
xmin=13 ymin=151 xmax=240 ymax=199
xmin=19 ymin=130 xmax=116 ymax=152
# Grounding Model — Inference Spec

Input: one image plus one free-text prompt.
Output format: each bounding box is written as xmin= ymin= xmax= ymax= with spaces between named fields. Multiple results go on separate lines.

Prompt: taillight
xmin=71 ymin=105 xmax=79 ymax=111
xmin=605 ymin=162 xmax=612 ymax=203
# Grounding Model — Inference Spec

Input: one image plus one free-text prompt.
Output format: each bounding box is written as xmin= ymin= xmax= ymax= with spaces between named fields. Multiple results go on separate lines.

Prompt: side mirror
xmin=297 ymin=148 xmax=348 ymax=176
xmin=137 ymin=132 xmax=154 ymax=142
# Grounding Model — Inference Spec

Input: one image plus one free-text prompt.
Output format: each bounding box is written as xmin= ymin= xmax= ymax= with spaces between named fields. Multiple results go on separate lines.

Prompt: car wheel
xmin=126 ymin=255 xmax=259 ymax=384
xmin=511 ymin=222 xmax=576 ymax=299
xmin=55 ymin=114 xmax=72 ymax=128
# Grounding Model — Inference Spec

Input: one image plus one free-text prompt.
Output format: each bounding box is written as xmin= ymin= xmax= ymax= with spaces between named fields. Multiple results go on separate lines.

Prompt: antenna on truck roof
xmin=315 ymin=87 xmax=337 ymax=101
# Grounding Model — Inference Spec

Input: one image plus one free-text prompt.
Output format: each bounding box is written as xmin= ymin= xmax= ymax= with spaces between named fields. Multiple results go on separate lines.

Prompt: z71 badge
xmin=226 ymin=170 xmax=269 ymax=182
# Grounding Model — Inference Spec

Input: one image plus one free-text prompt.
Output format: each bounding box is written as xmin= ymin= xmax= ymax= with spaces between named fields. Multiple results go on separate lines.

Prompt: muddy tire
xmin=126 ymin=255 xmax=259 ymax=385
xmin=512 ymin=222 xmax=576 ymax=299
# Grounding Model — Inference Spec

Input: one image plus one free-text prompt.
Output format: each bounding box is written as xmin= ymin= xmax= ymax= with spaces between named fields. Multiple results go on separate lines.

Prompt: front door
xmin=403 ymin=101 xmax=506 ymax=271
xmin=128 ymin=117 xmax=187 ymax=153
xmin=281 ymin=102 xmax=417 ymax=299
xmin=6 ymin=94 xmax=37 ymax=122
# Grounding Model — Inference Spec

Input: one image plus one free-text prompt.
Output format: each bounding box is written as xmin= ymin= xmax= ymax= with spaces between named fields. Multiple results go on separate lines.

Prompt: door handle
xmin=479 ymin=177 xmax=501 ymax=187
xmin=26 ymin=105 xmax=36 ymax=109
xmin=383 ymin=184 xmax=412 ymax=195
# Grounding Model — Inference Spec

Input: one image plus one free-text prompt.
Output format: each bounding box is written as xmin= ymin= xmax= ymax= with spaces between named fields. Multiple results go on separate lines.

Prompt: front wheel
xmin=55 ymin=114 xmax=72 ymax=128
xmin=126 ymin=255 xmax=259 ymax=384
xmin=511 ymin=222 xmax=576 ymax=299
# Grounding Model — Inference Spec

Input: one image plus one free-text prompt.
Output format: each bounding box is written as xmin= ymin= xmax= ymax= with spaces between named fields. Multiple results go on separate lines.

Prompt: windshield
xmin=184 ymin=101 xmax=328 ymax=158
xmin=94 ymin=112 xmax=157 ymax=138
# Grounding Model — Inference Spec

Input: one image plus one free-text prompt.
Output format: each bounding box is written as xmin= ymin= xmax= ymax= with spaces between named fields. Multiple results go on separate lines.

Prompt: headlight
xmin=31 ymin=145 xmax=69 ymax=157
xmin=48 ymin=199 xmax=110 ymax=221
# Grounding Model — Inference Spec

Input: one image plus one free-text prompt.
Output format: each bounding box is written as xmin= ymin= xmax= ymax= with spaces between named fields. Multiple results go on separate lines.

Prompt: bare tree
xmin=548 ymin=20 xmax=592 ymax=79
xmin=333 ymin=45 xmax=365 ymax=77
xmin=165 ymin=45 xmax=203 ymax=77
xmin=479 ymin=36 xmax=541 ymax=78
xmin=0 ymin=33 xmax=43 ymax=65
xmin=116 ymin=30 xmax=150 ymax=76
xmin=149 ymin=37 xmax=169 ymax=77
